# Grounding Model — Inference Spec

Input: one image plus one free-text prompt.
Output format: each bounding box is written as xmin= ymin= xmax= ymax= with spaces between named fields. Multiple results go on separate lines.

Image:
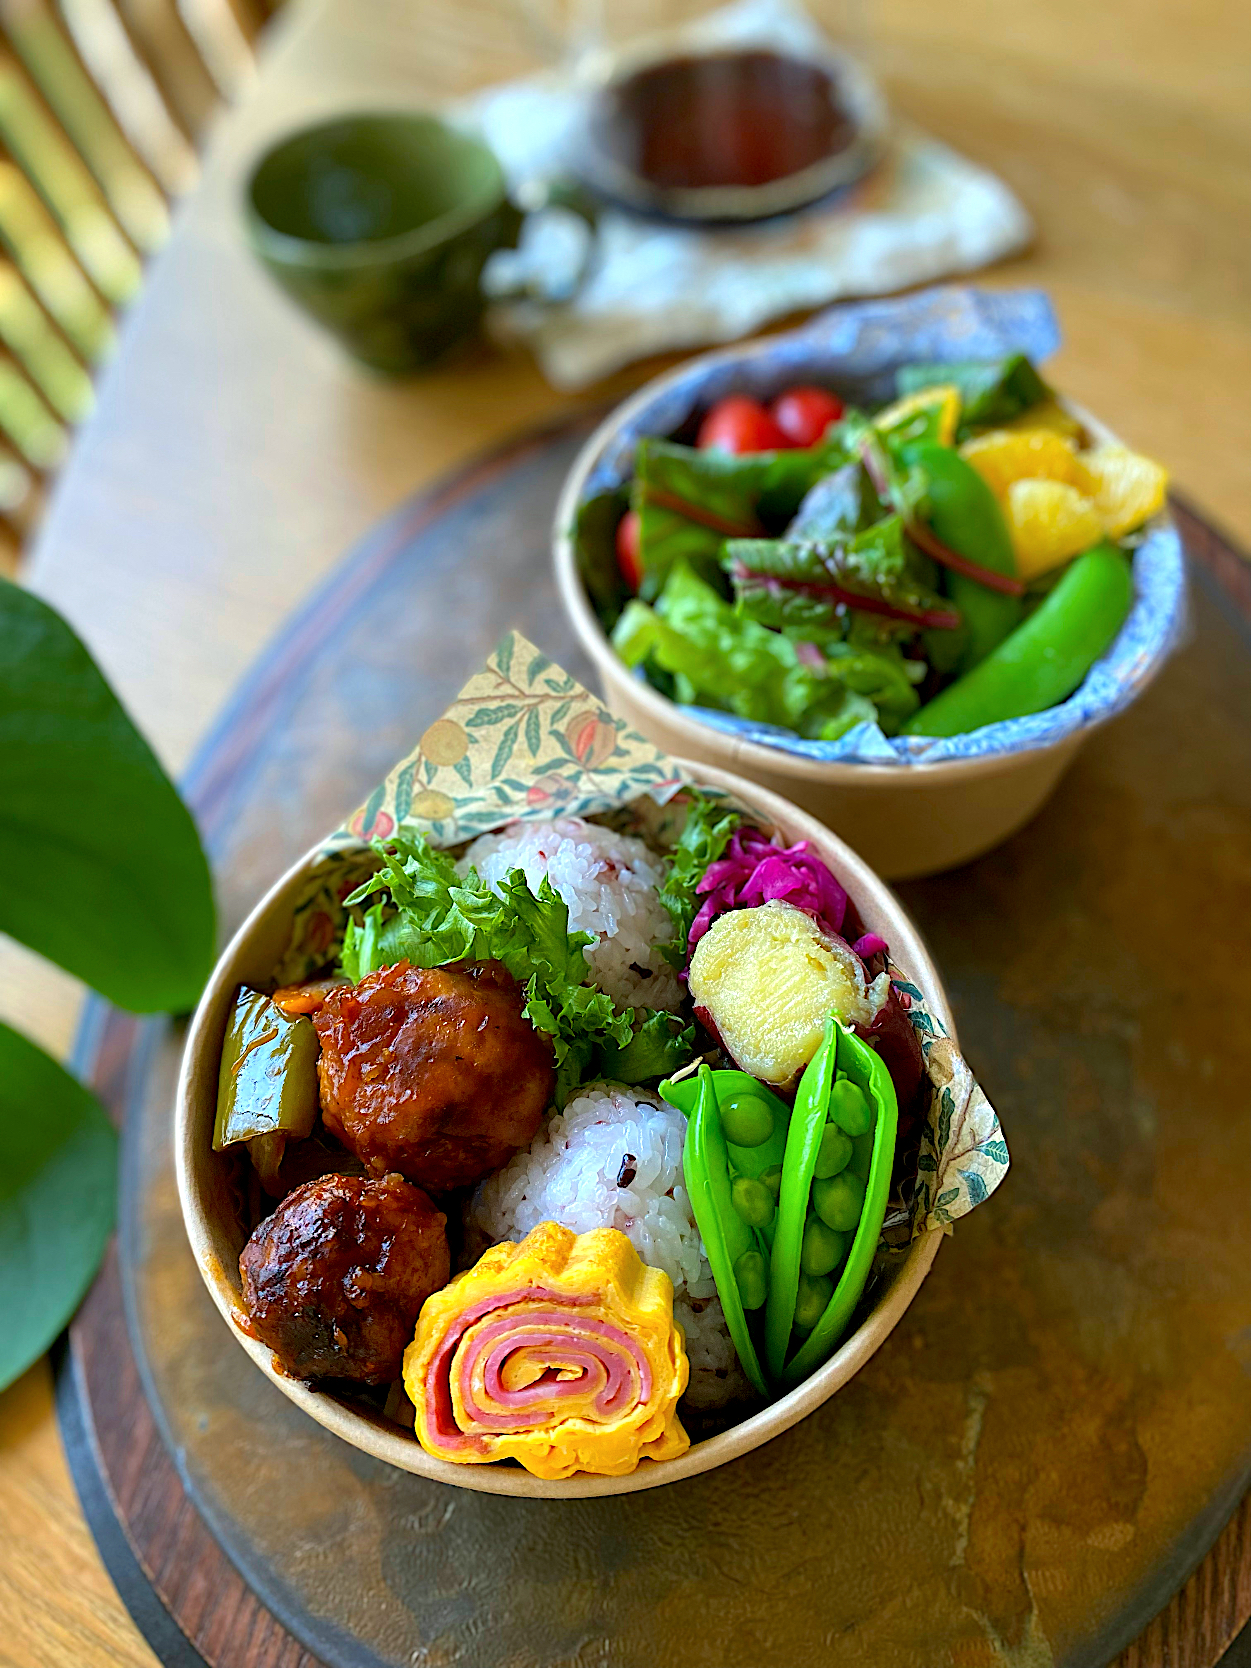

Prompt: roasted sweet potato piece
xmin=687 ymin=901 xmax=877 ymax=1090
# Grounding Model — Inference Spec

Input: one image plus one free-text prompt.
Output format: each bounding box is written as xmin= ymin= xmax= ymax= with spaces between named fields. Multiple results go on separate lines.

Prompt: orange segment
xmin=1004 ymin=479 xmax=1105 ymax=581
xmin=960 ymin=428 xmax=1094 ymax=499
xmin=1081 ymin=443 xmax=1168 ymax=537
xmin=874 ymin=384 xmax=960 ymax=449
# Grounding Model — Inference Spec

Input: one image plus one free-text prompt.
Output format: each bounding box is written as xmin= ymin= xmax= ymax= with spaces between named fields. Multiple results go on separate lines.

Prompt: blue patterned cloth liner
xmin=583 ymin=285 xmax=1188 ymax=766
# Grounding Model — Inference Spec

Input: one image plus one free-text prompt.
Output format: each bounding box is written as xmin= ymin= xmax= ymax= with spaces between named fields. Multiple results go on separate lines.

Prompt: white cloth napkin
xmin=455 ymin=0 xmax=1033 ymax=389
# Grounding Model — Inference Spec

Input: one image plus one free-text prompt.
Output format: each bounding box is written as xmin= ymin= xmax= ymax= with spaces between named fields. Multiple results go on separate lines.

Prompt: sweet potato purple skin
xmin=855 ymin=986 xmax=927 ymax=1179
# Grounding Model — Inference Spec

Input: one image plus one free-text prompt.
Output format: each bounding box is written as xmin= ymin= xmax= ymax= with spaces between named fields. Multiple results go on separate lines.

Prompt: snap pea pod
xmin=909 ymin=442 xmax=1022 ymax=673
xmin=766 ymin=1015 xmax=899 ymax=1384
xmin=667 ymin=1065 xmax=792 ymax=1397
xmin=903 ymin=542 xmax=1133 ymax=738
xmin=214 ymin=988 xmax=319 ymax=1153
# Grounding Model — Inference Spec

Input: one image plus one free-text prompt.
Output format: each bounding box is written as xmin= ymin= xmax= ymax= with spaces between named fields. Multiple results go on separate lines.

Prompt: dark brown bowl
xmin=575 ymin=44 xmax=888 ymax=224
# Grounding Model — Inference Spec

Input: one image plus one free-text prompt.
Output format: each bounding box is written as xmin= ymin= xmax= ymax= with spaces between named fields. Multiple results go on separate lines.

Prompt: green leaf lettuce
xmin=612 ymin=561 xmax=892 ymax=740
xmin=655 ymin=790 xmax=739 ymax=967
xmin=341 ymin=834 xmax=637 ymax=1104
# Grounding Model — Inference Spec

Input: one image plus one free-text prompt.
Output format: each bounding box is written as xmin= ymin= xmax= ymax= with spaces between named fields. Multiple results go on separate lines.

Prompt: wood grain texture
xmin=0 ymin=0 xmax=1247 ymax=1661
xmin=1118 ymin=1494 xmax=1251 ymax=1668
xmin=70 ymin=1242 xmax=322 ymax=1668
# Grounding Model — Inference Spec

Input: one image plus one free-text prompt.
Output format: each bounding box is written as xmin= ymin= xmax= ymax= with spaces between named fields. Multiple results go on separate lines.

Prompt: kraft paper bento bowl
xmin=177 ymin=762 xmax=949 ymax=1499
xmin=552 ymin=342 xmax=1177 ymax=881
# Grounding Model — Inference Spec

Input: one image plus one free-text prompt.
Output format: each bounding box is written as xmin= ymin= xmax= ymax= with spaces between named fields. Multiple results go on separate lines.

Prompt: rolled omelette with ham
xmin=405 ymin=1221 xmax=690 ymax=1479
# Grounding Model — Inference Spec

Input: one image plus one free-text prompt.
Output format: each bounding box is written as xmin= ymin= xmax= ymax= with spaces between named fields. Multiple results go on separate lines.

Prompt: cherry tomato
xmin=696 ymin=395 xmax=789 ymax=454
xmin=770 ymin=386 xmax=845 ymax=448
xmin=616 ymin=508 xmax=643 ymax=591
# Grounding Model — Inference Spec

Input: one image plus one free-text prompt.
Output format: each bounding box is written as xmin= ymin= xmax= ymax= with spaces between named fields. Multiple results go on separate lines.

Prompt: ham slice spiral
xmin=406 ymin=1222 xmax=689 ymax=1479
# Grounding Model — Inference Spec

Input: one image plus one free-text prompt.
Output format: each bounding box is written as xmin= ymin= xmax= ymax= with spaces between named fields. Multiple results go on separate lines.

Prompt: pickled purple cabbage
xmin=688 ymin=826 xmax=853 ymax=959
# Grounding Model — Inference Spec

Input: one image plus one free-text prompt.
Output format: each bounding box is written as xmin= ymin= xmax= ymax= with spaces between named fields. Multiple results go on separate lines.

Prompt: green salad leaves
xmin=612 ymin=562 xmax=902 ymax=740
xmin=726 ymin=514 xmax=955 ymax=631
xmin=583 ymin=354 xmax=1066 ymax=742
xmin=631 ymin=433 xmax=852 ymax=602
xmin=597 ymin=1009 xmax=697 ymax=1084
xmin=655 ymin=790 xmax=739 ymax=967
xmin=341 ymin=833 xmax=693 ymax=1102
xmin=897 ymin=353 xmax=1050 ymax=436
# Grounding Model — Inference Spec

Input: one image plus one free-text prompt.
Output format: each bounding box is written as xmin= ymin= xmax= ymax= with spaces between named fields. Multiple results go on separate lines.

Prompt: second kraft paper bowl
xmin=552 ymin=287 xmax=1187 ymax=878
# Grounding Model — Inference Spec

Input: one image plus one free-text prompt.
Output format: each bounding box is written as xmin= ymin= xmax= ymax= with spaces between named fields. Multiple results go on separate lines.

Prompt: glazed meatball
xmin=239 ymin=1172 xmax=449 ymax=1383
xmin=313 ymin=960 xmax=555 ymax=1192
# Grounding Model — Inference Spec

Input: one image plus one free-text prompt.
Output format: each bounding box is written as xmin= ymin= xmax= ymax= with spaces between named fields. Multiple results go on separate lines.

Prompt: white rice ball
xmin=458 ymin=817 xmax=682 ymax=1013
xmin=467 ymin=1082 xmax=752 ymax=1409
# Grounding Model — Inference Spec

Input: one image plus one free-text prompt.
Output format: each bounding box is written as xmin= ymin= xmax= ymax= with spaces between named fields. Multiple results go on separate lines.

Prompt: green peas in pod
xmin=758 ymin=1163 xmax=783 ymax=1200
xmin=800 ymin=1217 xmax=848 ymax=1278
xmin=828 ymin=1076 xmax=874 ymax=1137
xmin=732 ymin=1175 xmax=775 ymax=1229
xmin=733 ymin=1250 xmax=769 ymax=1312
xmin=667 ymin=1024 xmax=905 ymax=1394
xmin=664 ymin=1064 xmax=792 ymax=1398
xmin=812 ymin=1169 xmax=866 ymax=1234
xmin=813 ymin=1124 xmax=853 ymax=1178
xmin=793 ymin=1273 xmax=834 ymax=1334
xmin=766 ymin=1016 xmax=900 ymax=1386
xmin=719 ymin=1091 xmax=776 ymax=1149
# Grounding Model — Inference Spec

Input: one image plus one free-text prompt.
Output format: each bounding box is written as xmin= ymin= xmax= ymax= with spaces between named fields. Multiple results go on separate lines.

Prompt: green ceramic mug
xmin=245 ymin=112 xmax=592 ymax=374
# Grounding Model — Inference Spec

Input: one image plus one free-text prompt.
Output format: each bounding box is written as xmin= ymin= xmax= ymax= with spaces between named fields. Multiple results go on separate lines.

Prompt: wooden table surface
xmin=0 ymin=0 xmax=1247 ymax=1663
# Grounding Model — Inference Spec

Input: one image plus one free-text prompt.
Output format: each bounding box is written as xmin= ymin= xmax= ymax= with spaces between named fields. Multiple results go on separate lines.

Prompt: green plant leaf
xmin=0 ymin=579 xmax=215 ymax=1011
xmin=0 ymin=1019 xmax=116 ymax=1391
xmin=895 ymin=354 xmax=1050 ymax=435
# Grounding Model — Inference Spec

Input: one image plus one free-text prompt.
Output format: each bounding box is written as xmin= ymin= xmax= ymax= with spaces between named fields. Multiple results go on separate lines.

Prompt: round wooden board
xmin=59 ymin=416 xmax=1251 ymax=1668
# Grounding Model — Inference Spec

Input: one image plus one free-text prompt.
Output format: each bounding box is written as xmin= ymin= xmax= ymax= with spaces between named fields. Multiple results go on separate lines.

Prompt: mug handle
xmin=495 ymin=175 xmax=602 ymax=304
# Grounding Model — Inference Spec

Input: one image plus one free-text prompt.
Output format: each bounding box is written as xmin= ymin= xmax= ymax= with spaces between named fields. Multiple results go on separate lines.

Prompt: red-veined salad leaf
xmin=632 ymin=439 xmax=767 ymax=602
xmin=612 ymin=562 xmax=887 ymax=742
xmin=630 ymin=433 xmax=852 ymax=603
xmin=785 ymin=459 xmax=880 ymax=539
xmin=724 ymin=512 xmax=959 ymax=633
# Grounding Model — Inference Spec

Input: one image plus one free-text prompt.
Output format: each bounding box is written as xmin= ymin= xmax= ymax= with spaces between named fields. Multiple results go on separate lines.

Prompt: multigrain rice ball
xmin=459 ymin=818 xmax=683 ymax=1013
xmin=468 ymin=1082 xmax=752 ymax=1410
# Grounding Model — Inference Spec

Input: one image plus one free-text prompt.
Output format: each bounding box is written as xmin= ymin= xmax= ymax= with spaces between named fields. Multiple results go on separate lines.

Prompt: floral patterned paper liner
xmin=274 ymin=631 xmax=1008 ymax=1238
xmin=892 ymin=976 xmax=1009 ymax=1233
xmin=326 ymin=633 xmax=683 ymax=852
